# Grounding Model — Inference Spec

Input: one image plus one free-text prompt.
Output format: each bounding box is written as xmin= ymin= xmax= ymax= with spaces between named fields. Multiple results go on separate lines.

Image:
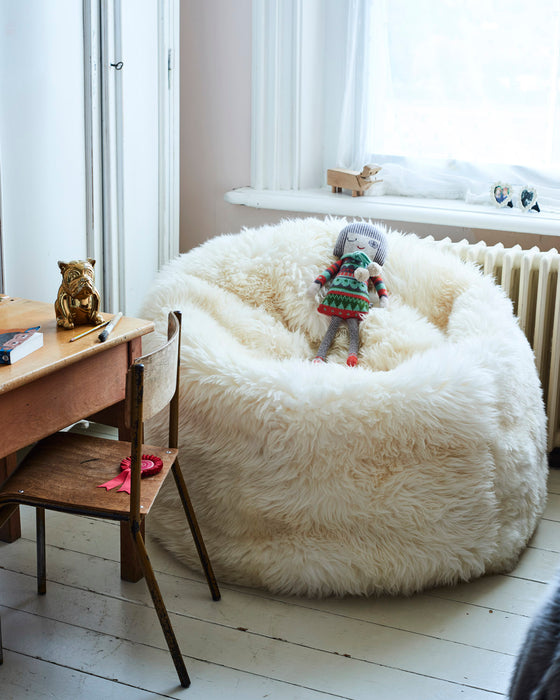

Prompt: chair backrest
xmin=126 ymin=310 xmax=181 ymax=520
xmin=127 ymin=311 xmax=181 ymax=423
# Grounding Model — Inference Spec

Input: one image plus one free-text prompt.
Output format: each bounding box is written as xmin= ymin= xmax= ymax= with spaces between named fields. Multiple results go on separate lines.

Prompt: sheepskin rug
xmin=141 ymin=217 xmax=548 ymax=598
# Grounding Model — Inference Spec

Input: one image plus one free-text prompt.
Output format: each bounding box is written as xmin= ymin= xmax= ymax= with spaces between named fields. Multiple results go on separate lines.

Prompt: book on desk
xmin=0 ymin=326 xmax=44 ymax=365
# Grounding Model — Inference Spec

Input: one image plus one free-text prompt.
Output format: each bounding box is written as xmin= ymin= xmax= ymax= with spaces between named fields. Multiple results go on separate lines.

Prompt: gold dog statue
xmin=55 ymin=259 xmax=104 ymax=329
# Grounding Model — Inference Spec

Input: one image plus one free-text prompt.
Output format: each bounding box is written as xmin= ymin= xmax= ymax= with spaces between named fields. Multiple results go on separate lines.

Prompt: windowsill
xmin=224 ymin=187 xmax=560 ymax=237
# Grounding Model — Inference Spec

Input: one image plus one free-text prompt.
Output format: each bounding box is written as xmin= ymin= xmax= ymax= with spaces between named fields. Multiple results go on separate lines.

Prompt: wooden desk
xmin=0 ymin=297 xmax=154 ymax=580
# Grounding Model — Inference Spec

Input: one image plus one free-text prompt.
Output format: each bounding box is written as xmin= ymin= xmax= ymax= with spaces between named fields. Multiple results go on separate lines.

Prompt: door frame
xmin=82 ymin=0 xmax=179 ymax=313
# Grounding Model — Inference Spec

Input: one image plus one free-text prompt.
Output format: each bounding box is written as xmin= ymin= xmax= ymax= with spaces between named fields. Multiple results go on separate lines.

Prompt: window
xmin=367 ymin=1 xmax=560 ymax=169
xmin=251 ymin=0 xmax=560 ymax=213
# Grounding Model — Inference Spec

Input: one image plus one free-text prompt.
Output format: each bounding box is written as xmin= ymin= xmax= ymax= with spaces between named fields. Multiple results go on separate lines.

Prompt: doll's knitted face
xmin=343 ymin=231 xmax=380 ymax=258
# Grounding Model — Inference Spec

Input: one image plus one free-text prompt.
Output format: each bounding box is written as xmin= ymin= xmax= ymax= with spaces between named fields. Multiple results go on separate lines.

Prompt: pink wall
xmin=179 ymin=0 xmax=291 ymax=252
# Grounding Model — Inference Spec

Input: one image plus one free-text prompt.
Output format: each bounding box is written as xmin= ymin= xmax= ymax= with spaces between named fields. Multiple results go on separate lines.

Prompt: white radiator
xmin=427 ymin=236 xmax=560 ymax=452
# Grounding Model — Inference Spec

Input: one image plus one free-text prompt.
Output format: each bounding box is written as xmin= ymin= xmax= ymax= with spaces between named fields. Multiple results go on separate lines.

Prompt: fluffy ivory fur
xmin=141 ymin=217 xmax=548 ymax=598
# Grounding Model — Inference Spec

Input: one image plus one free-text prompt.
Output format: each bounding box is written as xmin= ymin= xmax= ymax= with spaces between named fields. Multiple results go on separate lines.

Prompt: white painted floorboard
xmin=1 ymin=467 xmax=559 ymax=699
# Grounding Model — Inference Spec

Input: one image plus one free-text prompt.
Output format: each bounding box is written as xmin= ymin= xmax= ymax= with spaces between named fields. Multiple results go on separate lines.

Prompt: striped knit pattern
xmin=316 ymin=251 xmax=372 ymax=320
xmin=371 ymin=275 xmax=388 ymax=299
xmin=315 ymin=259 xmax=343 ymax=287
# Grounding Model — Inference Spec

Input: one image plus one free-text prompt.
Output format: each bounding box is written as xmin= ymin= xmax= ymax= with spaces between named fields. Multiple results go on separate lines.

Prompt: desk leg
xmin=0 ymin=454 xmax=20 ymax=542
xmin=120 ymin=519 xmax=145 ymax=582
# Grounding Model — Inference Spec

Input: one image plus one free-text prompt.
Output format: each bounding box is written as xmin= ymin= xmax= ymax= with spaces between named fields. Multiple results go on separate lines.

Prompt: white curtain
xmin=335 ymin=1 xmax=560 ymax=213
xmin=335 ymin=0 xmax=373 ymax=171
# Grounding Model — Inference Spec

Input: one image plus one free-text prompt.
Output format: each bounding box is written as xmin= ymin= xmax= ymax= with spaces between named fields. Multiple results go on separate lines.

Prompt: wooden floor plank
xmin=0 ymin=649 xmax=172 ymax=699
xmin=4 ymin=480 xmax=558 ymax=698
xmin=509 ymin=544 xmax=559 ymax=583
xmin=528 ymin=517 xmax=560 ymax=552
xmin=1 ymin=606 xmax=337 ymax=700
xmin=0 ymin=558 xmax=516 ymax=694
xmin=0 ymin=602 xmax=502 ymax=700
xmin=0 ymin=533 xmax=531 ymax=657
xmin=547 ymin=468 xmax=560 ymax=494
xmin=543 ymin=492 xmax=560 ymax=521
xmin=429 ymin=573 xmax=548 ymax=617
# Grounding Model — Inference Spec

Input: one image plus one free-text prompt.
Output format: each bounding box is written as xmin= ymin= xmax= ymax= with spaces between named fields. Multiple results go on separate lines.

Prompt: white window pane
xmin=368 ymin=0 xmax=560 ymax=169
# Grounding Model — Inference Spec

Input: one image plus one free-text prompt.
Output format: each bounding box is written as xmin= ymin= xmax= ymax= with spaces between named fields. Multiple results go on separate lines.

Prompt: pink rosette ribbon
xmin=97 ymin=454 xmax=163 ymax=494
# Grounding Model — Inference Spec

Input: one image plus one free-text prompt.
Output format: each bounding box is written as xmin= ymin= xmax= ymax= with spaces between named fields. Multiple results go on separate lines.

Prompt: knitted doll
xmin=307 ymin=222 xmax=388 ymax=366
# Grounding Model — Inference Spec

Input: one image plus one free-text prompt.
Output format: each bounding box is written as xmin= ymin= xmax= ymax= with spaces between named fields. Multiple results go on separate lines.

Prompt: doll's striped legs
xmin=313 ymin=316 xmax=361 ymax=366
xmin=346 ymin=318 xmax=360 ymax=366
xmin=313 ymin=316 xmax=343 ymax=363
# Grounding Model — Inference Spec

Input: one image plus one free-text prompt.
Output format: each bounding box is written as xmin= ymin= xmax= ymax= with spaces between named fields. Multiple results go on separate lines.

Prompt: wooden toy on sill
xmin=54 ymin=258 xmax=104 ymax=330
xmin=327 ymin=164 xmax=382 ymax=197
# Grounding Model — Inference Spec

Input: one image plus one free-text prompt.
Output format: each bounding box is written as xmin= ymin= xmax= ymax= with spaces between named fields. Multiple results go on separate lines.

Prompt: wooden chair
xmin=0 ymin=311 xmax=220 ymax=688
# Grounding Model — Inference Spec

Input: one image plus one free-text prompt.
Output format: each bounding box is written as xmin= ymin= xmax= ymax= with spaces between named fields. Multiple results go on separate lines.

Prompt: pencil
xmin=69 ymin=320 xmax=110 ymax=342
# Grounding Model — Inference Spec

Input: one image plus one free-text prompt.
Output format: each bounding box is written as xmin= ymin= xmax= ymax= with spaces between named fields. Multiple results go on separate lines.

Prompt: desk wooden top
xmin=0 ymin=297 xmax=154 ymax=395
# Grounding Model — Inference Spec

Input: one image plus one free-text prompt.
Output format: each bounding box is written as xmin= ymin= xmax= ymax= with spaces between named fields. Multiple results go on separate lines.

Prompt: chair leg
xmin=131 ymin=525 xmax=191 ymax=688
xmin=172 ymin=459 xmax=221 ymax=601
xmin=36 ymin=508 xmax=46 ymax=595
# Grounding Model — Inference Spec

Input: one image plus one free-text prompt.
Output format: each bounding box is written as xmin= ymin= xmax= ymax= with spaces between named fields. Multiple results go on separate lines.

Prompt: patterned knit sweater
xmin=315 ymin=251 xmax=387 ymax=320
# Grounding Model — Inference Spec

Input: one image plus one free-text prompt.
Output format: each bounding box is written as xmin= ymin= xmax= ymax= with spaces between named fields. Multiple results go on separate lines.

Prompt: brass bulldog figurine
xmin=55 ymin=259 xmax=104 ymax=329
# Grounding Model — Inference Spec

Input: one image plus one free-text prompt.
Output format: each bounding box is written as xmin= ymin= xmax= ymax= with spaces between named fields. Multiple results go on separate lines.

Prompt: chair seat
xmin=0 ymin=432 xmax=177 ymax=520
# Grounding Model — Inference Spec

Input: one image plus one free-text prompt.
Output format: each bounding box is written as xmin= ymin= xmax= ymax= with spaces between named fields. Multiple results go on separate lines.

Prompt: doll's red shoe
xmin=346 ymin=354 xmax=358 ymax=367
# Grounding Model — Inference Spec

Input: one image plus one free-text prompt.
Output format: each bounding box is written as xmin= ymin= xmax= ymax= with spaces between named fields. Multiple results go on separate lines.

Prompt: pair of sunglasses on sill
xmin=491 ymin=183 xmax=540 ymax=212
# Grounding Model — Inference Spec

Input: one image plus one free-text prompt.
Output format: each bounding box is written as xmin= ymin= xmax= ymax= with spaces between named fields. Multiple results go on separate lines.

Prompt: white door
xmin=0 ymin=0 xmax=179 ymax=317
xmin=0 ymin=1 xmax=88 ymax=303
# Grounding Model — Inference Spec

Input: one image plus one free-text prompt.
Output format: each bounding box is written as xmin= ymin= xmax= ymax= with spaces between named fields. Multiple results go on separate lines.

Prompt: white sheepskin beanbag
xmin=142 ymin=217 xmax=548 ymax=598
